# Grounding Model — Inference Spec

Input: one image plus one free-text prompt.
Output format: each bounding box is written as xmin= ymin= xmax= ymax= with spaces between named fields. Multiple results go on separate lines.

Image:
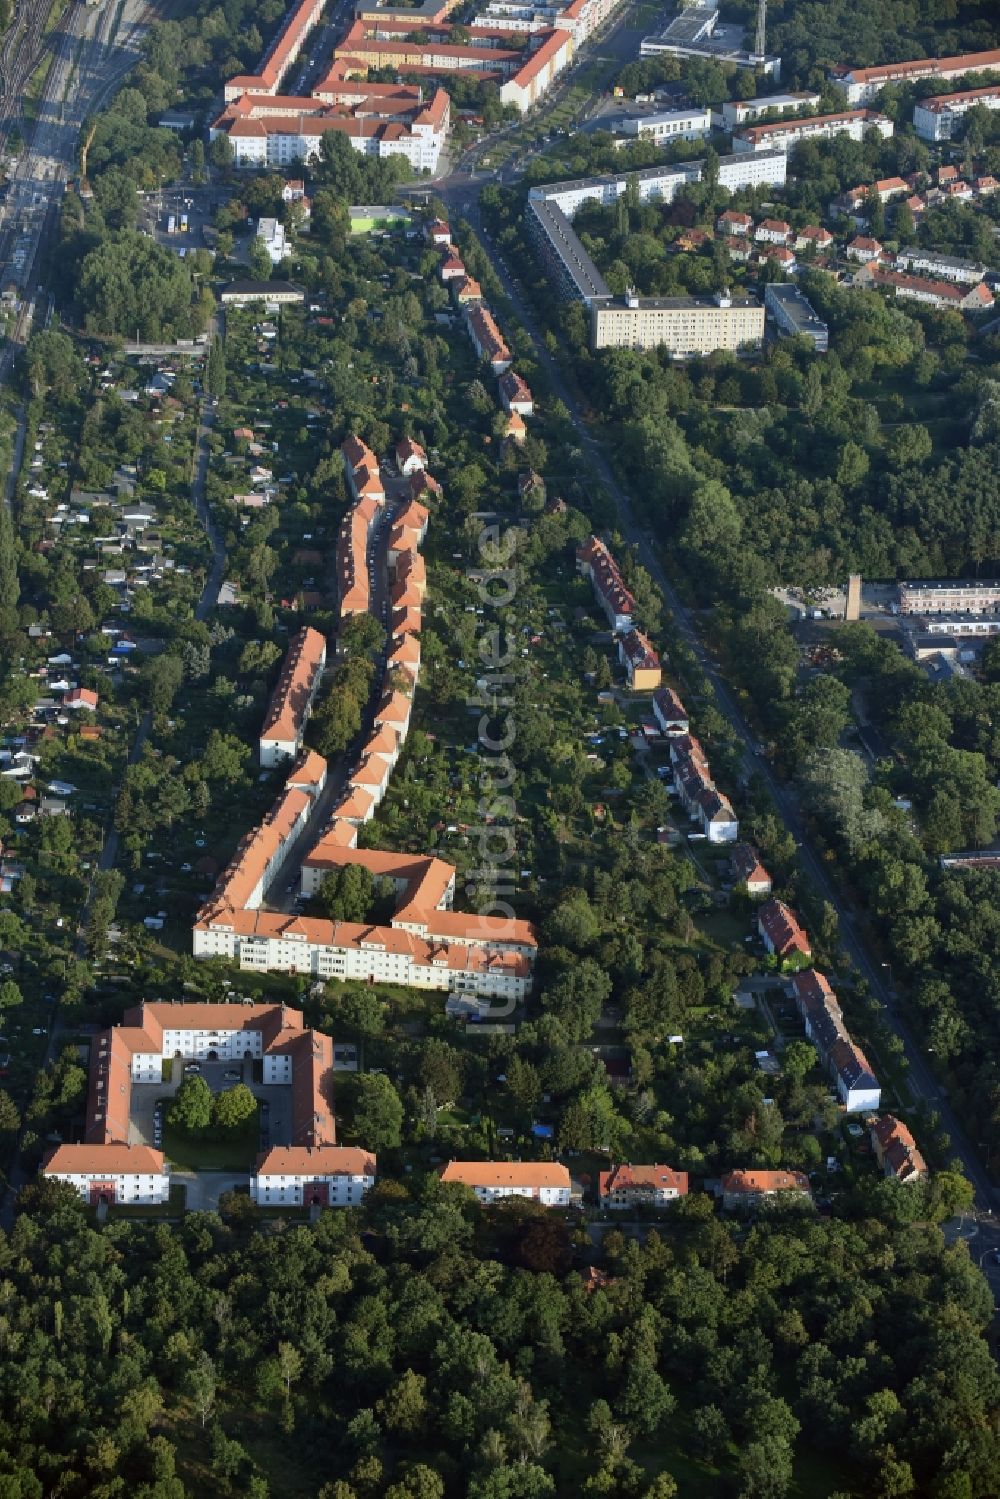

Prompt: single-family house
xmin=717 ymin=209 xmax=752 ymax=236
xmin=731 ymin=842 xmax=772 ymax=897
xmin=64 ymin=688 xmax=99 ymax=711
xmin=755 ymin=219 xmax=791 ymax=245
xmin=871 ymin=1115 xmax=927 ymax=1183
xmin=846 ymin=236 xmax=883 ymax=263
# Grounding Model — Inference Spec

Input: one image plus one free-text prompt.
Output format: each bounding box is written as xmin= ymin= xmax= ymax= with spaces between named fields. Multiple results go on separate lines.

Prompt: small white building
xmin=439 ymin=1160 xmax=571 ymax=1205
xmin=251 ymin=1145 xmax=376 ymax=1206
xmin=256 ymin=217 xmax=289 ymax=264
xmin=613 ymin=106 xmax=712 ymax=144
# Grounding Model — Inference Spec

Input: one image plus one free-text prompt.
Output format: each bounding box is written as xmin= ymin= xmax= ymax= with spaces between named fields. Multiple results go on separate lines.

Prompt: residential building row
xmin=529 ymin=148 xmax=786 ymax=219
xmin=525 ymin=155 xmax=788 ymax=354
xmin=790 ymin=969 xmax=881 ymax=1113
xmin=212 ymin=79 xmax=450 ymax=173
xmin=914 ymin=82 xmax=1000 ymax=141
xmin=732 ymin=108 xmax=893 ymax=155
xmin=854 ymin=264 xmax=994 ymax=313
xmin=448 ymin=249 xmax=534 ymax=438
xmin=224 ymin=0 xmax=325 ymax=99
xmin=328 ymin=11 xmax=585 ymax=112
xmin=668 ymin=732 xmax=738 ymax=843
xmin=831 ymin=46 xmax=1000 ymax=106
xmin=258 ymin=625 xmax=327 ymax=767
xmin=42 ymin=1000 xmax=376 ymax=1208
xmin=195 ymin=437 xmax=538 ymax=1000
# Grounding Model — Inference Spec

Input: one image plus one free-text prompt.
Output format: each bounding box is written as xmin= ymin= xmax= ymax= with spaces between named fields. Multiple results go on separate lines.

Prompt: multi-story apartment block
xmin=832 ymin=47 xmax=1000 ymax=106
xmin=598 ymin=1163 xmax=688 ymax=1209
xmin=590 ymin=289 xmax=764 ymax=356
xmin=212 ymin=86 xmax=450 ymax=173
xmin=914 ymin=83 xmax=1000 ymax=141
xmin=764 ymin=284 xmax=829 ymax=352
xmin=899 ymin=580 xmax=1000 ymax=615
xmin=733 ymin=108 xmax=893 ymax=153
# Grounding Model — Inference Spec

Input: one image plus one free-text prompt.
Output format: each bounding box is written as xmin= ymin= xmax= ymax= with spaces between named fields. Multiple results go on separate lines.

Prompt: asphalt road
xmin=453 ymin=199 xmax=998 ymax=1215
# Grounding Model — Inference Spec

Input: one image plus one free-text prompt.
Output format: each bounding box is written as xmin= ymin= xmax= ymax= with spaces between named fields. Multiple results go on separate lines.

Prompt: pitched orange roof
xmin=439 ymin=1160 xmax=570 ymax=1188
xmin=256 ymin=1144 xmax=376 ymax=1176
xmin=261 ymin=626 xmax=326 ymax=745
xmin=721 ymin=1169 xmax=810 ymax=1194
xmin=44 ymin=1143 xmax=166 ymax=1175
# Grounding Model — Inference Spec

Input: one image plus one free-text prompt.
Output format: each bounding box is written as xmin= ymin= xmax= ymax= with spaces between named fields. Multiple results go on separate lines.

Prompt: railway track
xmin=0 ymin=0 xmax=155 ymax=375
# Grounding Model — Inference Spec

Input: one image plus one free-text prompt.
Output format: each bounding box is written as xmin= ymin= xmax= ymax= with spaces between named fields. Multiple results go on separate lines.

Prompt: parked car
xmin=184 ymin=1062 xmax=201 ymax=1074
xmin=223 ymin=1069 xmax=241 ymax=1081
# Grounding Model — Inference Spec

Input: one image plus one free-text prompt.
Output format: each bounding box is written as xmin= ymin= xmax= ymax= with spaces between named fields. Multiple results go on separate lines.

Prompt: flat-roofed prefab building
xmin=592 ymin=290 xmax=764 ymax=356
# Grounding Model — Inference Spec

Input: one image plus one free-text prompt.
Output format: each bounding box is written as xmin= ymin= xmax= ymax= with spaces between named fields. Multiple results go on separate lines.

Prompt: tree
xmin=248 ymin=237 xmax=273 ymax=281
xmin=0 ymin=499 xmax=19 ymax=638
xmin=318 ymin=865 xmax=374 ymax=924
xmin=205 ymin=334 xmax=226 ymax=399
xmin=212 ymin=1084 xmax=256 ymax=1130
xmin=185 ymin=1352 xmax=217 ymax=1429
xmin=143 ymin=653 xmax=184 ymax=715
xmin=0 ymin=1090 xmax=20 ymax=1133
xmin=0 ymin=980 xmax=23 ymax=1011
xmin=782 ymin=1040 xmax=817 ymax=1087
xmin=168 ymin=1075 xmax=212 ymax=1132
xmin=351 ymin=1073 xmax=403 ymax=1150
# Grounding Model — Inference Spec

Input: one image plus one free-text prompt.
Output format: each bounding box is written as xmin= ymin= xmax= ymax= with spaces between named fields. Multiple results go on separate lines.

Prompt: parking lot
xmin=130 ymin=1058 xmax=293 ymax=1152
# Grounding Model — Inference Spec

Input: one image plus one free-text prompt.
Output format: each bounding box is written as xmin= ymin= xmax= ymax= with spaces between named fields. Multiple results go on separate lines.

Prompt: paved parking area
xmin=128 ymin=1058 xmax=293 ymax=1151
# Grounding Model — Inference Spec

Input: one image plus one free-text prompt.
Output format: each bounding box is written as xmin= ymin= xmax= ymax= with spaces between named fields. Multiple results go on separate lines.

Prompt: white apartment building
xmin=42 ymin=1145 xmax=169 ymax=1206
xmin=220 ymin=110 xmax=447 ymax=173
xmin=833 ymin=47 xmax=1000 ymax=106
xmin=721 ymin=91 xmax=821 ymax=127
xmin=895 ymin=247 xmax=987 ymax=285
xmin=439 ymin=1160 xmax=572 ymax=1205
xmin=500 ymin=28 xmax=574 ymax=112
xmin=613 ymin=106 xmax=713 ymax=144
xmin=899 ymin=580 xmax=1000 ymax=615
xmin=529 ymin=149 xmax=785 ymax=219
xmin=733 ymin=109 xmax=893 ymax=153
xmin=913 ymin=84 xmax=1000 ymax=141
xmin=592 ymin=289 xmax=764 ymax=355
xmin=252 ymin=1146 xmax=376 ymax=1206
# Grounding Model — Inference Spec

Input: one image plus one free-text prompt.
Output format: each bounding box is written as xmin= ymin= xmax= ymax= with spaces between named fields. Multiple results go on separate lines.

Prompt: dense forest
xmin=1 ymin=1187 xmax=997 ymax=1499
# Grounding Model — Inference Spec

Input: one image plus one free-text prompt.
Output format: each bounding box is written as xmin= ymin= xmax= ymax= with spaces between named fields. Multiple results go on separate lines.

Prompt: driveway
xmin=173 ymin=1170 xmax=250 ymax=1212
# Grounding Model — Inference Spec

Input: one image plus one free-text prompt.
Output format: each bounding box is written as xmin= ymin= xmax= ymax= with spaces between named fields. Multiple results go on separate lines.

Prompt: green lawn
xmin=163 ymin=1112 xmax=260 ymax=1171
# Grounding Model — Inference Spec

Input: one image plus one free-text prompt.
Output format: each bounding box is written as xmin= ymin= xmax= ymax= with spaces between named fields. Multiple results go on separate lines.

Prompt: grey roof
xmin=527 ymin=197 xmax=611 ymax=302
xmin=764 ymin=283 xmax=829 ymax=338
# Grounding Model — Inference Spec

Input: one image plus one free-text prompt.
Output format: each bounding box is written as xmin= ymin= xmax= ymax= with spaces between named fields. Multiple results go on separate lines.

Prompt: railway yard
xmin=0 ymin=0 xmax=153 ymax=378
